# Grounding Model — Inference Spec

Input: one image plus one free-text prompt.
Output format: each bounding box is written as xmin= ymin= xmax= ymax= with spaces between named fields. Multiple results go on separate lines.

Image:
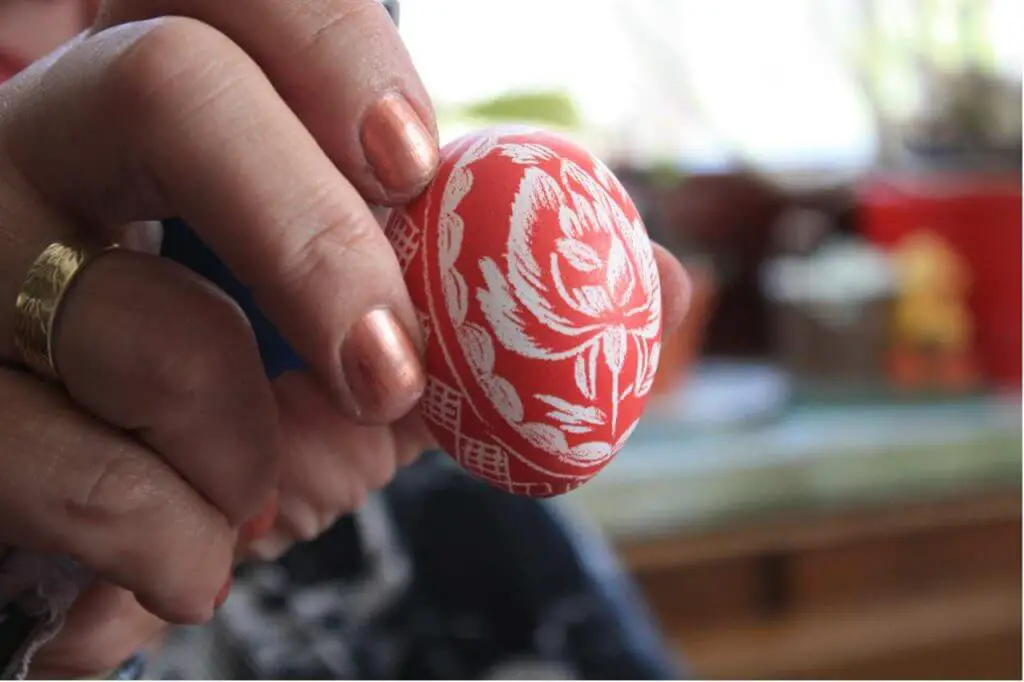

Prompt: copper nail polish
xmin=361 ymin=93 xmax=438 ymax=193
xmin=342 ymin=308 xmax=425 ymax=422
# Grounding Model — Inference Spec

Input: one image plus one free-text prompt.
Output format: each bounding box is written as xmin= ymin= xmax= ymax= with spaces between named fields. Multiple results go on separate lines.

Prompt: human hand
xmin=0 ymin=1 xmax=693 ymax=676
xmin=2 ymin=0 xmax=440 ymax=674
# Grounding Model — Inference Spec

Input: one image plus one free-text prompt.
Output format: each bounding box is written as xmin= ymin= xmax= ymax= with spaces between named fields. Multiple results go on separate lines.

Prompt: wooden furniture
xmin=619 ymin=488 xmax=1021 ymax=679
xmin=570 ymin=393 xmax=1021 ymax=679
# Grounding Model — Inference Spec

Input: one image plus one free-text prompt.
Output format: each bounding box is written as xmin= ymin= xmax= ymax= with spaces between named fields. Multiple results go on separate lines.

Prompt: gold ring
xmin=12 ymin=242 xmax=114 ymax=381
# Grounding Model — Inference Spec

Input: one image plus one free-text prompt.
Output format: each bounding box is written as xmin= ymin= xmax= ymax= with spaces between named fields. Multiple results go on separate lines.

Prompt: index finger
xmin=2 ymin=18 xmax=425 ymax=423
xmin=93 ymin=0 xmax=438 ymax=205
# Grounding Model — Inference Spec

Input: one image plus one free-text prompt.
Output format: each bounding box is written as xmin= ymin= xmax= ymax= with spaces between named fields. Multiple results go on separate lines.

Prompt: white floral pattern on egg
xmin=386 ymin=127 xmax=662 ymax=497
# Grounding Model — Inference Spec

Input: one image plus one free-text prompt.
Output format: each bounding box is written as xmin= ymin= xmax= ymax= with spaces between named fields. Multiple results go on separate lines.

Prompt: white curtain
xmin=399 ymin=0 xmax=1020 ymax=171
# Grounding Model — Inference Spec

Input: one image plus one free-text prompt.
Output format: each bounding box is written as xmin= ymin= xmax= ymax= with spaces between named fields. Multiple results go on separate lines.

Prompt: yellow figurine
xmin=889 ymin=230 xmax=977 ymax=390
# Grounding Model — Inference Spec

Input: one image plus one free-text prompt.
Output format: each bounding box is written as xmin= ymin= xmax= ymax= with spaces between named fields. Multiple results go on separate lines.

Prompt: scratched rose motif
xmin=387 ymin=127 xmax=661 ymax=497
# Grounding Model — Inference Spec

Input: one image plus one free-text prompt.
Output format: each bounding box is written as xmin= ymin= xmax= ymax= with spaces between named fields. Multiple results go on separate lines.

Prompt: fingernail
xmin=342 ymin=308 xmax=425 ymax=422
xmin=361 ymin=92 xmax=438 ymax=194
xmin=240 ymin=491 xmax=279 ymax=544
xmin=215 ymin=576 xmax=233 ymax=609
xmin=249 ymin=531 xmax=292 ymax=562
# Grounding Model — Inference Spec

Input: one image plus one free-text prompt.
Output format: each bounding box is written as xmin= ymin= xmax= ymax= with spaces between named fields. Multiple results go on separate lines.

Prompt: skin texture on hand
xmin=0 ymin=1 xmax=693 ymax=677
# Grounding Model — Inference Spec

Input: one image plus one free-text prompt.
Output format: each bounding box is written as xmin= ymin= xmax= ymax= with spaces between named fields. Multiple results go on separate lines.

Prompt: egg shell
xmin=385 ymin=126 xmax=662 ymax=497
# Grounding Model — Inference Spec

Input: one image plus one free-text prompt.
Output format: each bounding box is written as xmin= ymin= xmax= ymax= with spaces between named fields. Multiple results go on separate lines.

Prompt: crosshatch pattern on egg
xmin=386 ymin=127 xmax=662 ymax=497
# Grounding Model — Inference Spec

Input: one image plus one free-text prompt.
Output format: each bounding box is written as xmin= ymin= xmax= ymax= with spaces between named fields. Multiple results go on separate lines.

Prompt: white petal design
xmin=634 ymin=312 xmax=661 ymax=340
xmin=443 ymin=270 xmax=469 ymax=326
xmin=569 ymin=285 xmax=612 ymax=317
xmin=443 ymin=168 xmax=473 ymax=213
xmin=457 ymin=322 xmax=496 ymax=374
xmin=506 ymin=169 xmax=581 ymax=336
xmin=605 ymin=236 xmax=635 ymax=305
xmin=562 ymin=160 xmax=607 ymax=211
xmin=602 ymin=327 xmax=628 ymax=374
xmin=557 ymin=238 xmax=603 ymax=273
xmin=433 ymin=128 xmax=662 ymax=472
xmin=535 ymin=394 xmax=606 ymax=425
xmin=625 ymin=216 xmax=659 ymax=297
xmin=520 ymin=422 xmax=570 ymax=455
xmin=570 ymin=190 xmax=602 ymax=235
xmin=593 ymin=158 xmax=618 ymax=193
xmin=500 ymin=143 xmax=556 ymax=165
xmin=438 ymin=212 xmax=464 ymax=271
xmin=459 ymin=134 xmax=497 ymax=167
xmin=570 ymin=441 xmax=613 ymax=462
xmin=587 ymin=343 xmax=600 ymax=394
xmin=635 ymin=340 xmax=661 ymax=397
xmin=478 ymin=257 xmax=554 ymax=358
xmin=573 ymin=350 xmax=597 ymax=400
xmin=559 ymin=206 xmax=583 ymax=239
xmin=618 ymin=382 xmax=635 ymax=401
xmin=481 ymin=374 xmax=525 ymax=423
xmin=632 ymin=335 xmax=648 ymax=397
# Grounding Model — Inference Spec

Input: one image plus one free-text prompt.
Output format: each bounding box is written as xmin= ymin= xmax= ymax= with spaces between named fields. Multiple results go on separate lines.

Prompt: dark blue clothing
xmin=157 ymin=219 xmax=682 ymax=679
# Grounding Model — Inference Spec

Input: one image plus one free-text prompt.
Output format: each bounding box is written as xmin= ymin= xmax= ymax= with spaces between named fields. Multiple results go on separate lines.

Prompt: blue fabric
xmin=108 ymin=653 xmax=147 ymax=681
xmin=157 ymin=220 xmax=682 ymax=679
xmin=160 ymin=219 xmax=305 ymax=379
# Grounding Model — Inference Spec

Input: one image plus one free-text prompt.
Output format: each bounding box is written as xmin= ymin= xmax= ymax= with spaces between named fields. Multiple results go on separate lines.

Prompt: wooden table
xmin=566 ymin=395 xmax=1021 ymax=678
xmin=619 ymin=489 xmax=1021 ymax=679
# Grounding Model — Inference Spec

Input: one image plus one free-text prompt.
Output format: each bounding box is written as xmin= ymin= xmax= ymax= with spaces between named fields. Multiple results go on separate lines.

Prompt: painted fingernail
xmin=240 ymin=491 xmax=279 ymax=544
xmin=215 ymin=576 xmax=233 ymax=609
xmin=342 ymin=308 xmax=425 ymax=422
xmin=361 ymin=92 xmax=438 ymax=194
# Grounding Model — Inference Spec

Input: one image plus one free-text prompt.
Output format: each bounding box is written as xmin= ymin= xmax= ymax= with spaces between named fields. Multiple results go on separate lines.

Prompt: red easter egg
xmin=385 ymin=127 xmax=662 ymax=497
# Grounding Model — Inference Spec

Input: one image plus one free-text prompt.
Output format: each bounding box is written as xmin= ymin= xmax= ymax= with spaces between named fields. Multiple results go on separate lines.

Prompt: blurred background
xmin=399 ymin=0 xmax=1022 ymax=678
xmin=1 ymin=0 xmax=1018 ymax=679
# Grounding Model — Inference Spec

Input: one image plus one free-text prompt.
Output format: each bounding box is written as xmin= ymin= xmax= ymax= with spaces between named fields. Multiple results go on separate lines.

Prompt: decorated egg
xmin=385 ymin=127 xmax=662 ymax=497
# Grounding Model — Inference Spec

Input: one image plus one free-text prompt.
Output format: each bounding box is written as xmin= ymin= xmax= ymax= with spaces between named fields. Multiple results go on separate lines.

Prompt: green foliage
xmin=458 ymin=90 xmax=581 ymax=129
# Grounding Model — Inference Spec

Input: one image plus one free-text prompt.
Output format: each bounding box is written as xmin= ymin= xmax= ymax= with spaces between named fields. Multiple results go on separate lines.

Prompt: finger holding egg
xmin=228 ymin=127 xmax=678 ymax=561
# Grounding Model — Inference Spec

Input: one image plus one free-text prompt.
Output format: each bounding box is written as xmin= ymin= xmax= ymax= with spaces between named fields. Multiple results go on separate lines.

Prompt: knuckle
xmin=68 ymin=448 xmax=233 ymax=621
xmin=298 ymin=0 xmax=387 ymax=58
xmin=276 ymin=203 xmax=378 ymax=289
xmin=69 ymin=444 xmax=168 ymax=527
xmin=103 ymin=17 xmax=244 ymax=135
xmin=139 ymin=280 xmax=278 ymax=525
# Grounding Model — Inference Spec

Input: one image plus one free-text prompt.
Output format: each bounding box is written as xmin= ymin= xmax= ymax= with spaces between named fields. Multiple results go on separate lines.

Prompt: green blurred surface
xmin=566 ymin=395 xmax=1021 ymax=539
xmin=440 ymin=89 xmax=581 ymax=130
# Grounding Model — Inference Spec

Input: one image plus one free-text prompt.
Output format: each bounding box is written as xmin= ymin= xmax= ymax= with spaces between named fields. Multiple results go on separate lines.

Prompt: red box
xmin=858 ymin=174 xmax=1021 ymax=389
